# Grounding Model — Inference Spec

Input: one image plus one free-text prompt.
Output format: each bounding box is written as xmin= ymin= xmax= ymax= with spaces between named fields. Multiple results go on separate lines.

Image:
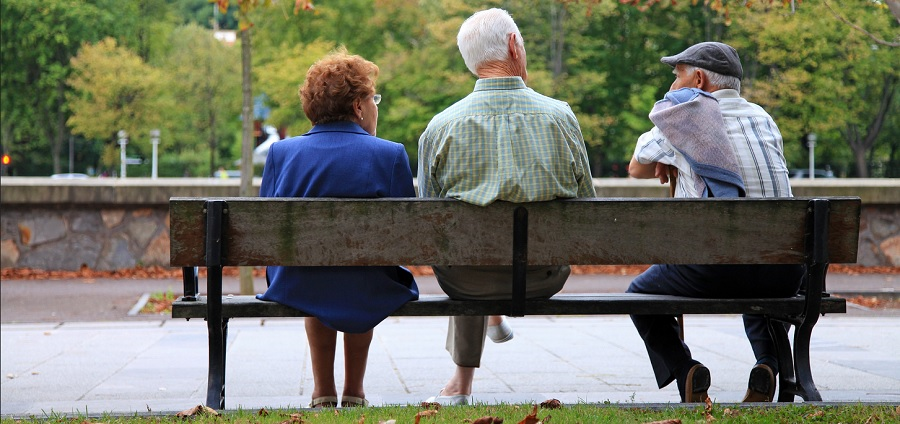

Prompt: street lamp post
xmin=150 ymin=129 xmax=160 ymax=179
xmin=118 ymin=130 xmax=128 ymax=178
xmin=807 ymin=133 xmax=817 ymax=180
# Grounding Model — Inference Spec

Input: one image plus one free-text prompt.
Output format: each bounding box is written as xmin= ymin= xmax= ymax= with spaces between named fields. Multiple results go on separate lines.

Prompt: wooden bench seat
xmin=169 ymin=196 xmax=860 ymax=409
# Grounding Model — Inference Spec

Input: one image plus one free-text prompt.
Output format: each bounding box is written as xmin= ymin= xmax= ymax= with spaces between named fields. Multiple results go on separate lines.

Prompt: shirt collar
xmin=305 ymin=121 xmax=369 ymax=136
xmin=711 ymin=89 xmax=741 ymax=100
xmin=473 ymin=77 xmax=527 ymax=92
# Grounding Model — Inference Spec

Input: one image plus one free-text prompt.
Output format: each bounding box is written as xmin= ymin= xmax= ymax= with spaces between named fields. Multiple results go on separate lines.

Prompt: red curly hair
xmin=299 ymin=48 xmax=379 ymax=125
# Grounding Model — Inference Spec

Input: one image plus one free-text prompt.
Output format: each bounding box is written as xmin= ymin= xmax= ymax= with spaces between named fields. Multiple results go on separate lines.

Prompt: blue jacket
xmin=256 ymin=121 xmax=419 ymax=333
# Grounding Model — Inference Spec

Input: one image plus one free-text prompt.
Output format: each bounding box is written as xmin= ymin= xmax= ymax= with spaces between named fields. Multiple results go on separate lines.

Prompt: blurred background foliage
xmin=1 ymin=0 xmax=897 ymax=178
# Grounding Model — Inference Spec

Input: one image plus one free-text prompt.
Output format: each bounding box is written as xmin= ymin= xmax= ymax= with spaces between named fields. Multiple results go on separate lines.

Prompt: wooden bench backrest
xmin=169 ymin=197 xmax=860 ymax=268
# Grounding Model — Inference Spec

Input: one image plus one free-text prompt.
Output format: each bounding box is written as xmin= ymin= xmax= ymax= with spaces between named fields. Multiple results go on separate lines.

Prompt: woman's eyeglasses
xmin=372 ymin=94 xmax=382 ymax=105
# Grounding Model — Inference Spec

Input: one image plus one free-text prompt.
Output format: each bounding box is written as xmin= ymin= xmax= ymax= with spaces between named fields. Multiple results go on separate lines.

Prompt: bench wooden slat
xmin=170 ymin=197 xmax=860 ymax=267
xmin=173 ymin=294 xmax=846 ymax=319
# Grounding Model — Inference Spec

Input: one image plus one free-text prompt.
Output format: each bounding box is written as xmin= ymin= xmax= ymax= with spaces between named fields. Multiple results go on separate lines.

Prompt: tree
xmin=66 ymin=38 xmax=169 ymax=172
xmin=730 ymin=1 xmax=898 ymax=176
xmin=165 ymin=24 xmax=242 ymax=177
xmin=0 ymin=0 xmax=113 ymax=174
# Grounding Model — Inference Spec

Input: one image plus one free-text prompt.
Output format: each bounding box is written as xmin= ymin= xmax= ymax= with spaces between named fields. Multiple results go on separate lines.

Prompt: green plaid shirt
xmin=417 ymin=77 xmax=595 ymax=205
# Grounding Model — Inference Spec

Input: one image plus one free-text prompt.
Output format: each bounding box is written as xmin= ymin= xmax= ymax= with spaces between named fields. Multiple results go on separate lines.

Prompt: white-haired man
xmin=417 ymin=8 xmax=596 ymax=405
xmin=628 ymin=41 xmax=798 ymax=403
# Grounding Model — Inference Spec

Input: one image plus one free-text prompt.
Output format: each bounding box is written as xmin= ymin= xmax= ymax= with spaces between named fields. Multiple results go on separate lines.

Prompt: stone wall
xmin=1 ymin=177 xmax=898 ymax=270
xmin=1 ymin=205 xmax=169 ymax=270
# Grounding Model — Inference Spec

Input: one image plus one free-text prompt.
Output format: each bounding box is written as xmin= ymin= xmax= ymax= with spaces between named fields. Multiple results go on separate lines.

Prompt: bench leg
xmin=771 ymin=318 xmax=823 ymax=402
xmin=770 ymin=319 xmax=797 ymax=402
xmin=791 ymin=315 xmax=823 ymax=401
xmin=206 ymin=316 xmax=229 ymax=409
xmin=205 ymin=265 xmax=228 ymax=409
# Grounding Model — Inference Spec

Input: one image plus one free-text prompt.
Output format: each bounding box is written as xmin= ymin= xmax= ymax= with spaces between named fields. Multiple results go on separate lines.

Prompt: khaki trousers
xmin=432 ymin=265 xmax=570 ymax=367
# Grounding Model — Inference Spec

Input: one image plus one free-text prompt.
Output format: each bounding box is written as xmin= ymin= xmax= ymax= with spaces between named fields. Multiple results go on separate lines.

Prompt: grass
xmin=2 ymin=403 xmax=897 ymax=424
xmin=139 ymin=288 xmax=178 ymax=315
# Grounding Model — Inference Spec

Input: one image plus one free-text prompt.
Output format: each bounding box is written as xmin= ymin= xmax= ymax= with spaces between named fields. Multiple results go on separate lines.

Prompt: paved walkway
xmin=1 ymin=273 xmax=898 ymax=417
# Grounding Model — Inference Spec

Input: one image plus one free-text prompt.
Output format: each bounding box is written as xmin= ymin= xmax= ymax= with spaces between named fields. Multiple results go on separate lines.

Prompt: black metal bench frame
xmin=169 ymin=197 xmax=859 ymax=409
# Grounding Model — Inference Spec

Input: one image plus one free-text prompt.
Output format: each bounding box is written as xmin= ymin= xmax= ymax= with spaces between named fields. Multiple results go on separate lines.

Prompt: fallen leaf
xmin=358 ymin=414 xmax=365 ymax=424
xmin=723 ymin=408 xmax=739 ymax=417
xmin=704 ymin=397 xmax=715 ymax=422
xmin=472 ymin=417 xmax=503 ymax=424
xmin=175 ymin=404 xmax=219 ymax=417
xmin=277 ymin=412 xmax=304 ymax=423
xmin=518 ymin=405 xmax=541 ymax=424
xmin=864 ymin=415 xmax=878 ymax=424
xmin=643 ymin=420 xmax=681 ymax=424
xmin=258 ymin=407 xmax=269 ymax=416
xmin=805 ymin=410 xmax=825 ymax=419
xmin=420 ymin=402 xmax=442 ymax=410
xmin=540 ymin=399 xmax=562 ymax=409
xmin=414 ymin=409 xmax=438 ymax=424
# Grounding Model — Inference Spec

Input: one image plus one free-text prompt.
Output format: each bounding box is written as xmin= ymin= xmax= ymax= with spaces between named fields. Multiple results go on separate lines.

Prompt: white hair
xmin=457 ymin=8 xmax=524 ymax=76
xmin=684 ymin=65 xmax=741 ymax=92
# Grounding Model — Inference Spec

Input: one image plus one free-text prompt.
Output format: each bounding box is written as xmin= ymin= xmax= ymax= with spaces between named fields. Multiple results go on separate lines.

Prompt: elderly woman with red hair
xmin=257 ymin=48 xmax=418 ymax=409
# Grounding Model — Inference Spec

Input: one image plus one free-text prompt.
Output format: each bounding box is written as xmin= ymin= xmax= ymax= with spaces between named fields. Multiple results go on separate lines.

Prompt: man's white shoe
xmin=487 ymin=317 xmax=514 ymax=343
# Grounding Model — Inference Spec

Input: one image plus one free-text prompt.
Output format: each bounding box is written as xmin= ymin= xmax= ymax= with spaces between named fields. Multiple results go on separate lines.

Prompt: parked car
xmin=50 ymin=173 xmax=89 ymax=179
xmin=789 ymin=168 xmax=836 ymax=179
xmin=213 ymin=169 xmax=241 ymax=179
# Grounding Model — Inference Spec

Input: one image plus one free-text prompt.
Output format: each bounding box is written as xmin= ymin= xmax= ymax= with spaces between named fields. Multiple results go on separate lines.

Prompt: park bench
xmin=170 ymin=196 xmax=860 ymax=409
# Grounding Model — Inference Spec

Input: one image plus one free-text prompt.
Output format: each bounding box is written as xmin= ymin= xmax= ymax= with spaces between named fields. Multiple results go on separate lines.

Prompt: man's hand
xmin=654 ymin=162 xmax=678 ymax=185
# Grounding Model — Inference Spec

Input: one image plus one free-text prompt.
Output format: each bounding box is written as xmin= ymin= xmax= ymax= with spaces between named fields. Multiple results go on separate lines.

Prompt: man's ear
xmin=508 ymin=33 xmax=518 ymax=60
xmin=694 ymin=69 xmax=705 ymax=89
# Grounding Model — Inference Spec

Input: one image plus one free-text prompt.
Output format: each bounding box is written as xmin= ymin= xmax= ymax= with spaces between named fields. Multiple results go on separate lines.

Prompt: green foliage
xmin=0 ymin=0 xmax=114 ymax=175
xmin=728 ymin=1 xmax=898 ymax=176
xmin=164 ymin=24 xmax=242 ymax=177
xmin=66 ymin=38 xmax=170 ymax=171
xmin=2 ymin=0 xmax=897 ymax=177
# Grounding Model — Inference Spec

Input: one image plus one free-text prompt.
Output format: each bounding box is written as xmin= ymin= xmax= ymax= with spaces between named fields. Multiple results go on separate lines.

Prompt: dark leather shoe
xmin=683 ymin=363 xmax=711 ymax=403
xmin=742 ymin=364 xmax=776 ymax=402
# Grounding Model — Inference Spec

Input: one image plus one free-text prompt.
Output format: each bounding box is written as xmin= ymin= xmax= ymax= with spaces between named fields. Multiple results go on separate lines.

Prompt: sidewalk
xmin=2 ymin=273 xmax=899 ymax=417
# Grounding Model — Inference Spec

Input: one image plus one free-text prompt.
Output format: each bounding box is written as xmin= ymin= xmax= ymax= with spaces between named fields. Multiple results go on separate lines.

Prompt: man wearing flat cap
xmin=627 ymin=42 xmax=797 ymax=404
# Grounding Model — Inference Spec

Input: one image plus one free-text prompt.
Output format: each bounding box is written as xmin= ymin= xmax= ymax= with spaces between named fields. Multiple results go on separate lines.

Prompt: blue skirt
xmin=257 ymin=265 xmax=419 ymax=333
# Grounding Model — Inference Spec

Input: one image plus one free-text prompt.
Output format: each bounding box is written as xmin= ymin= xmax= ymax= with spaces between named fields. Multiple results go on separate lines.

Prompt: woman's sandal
xmin=340 ymin=395 xmax=369 ymax=408
xmin=309 ymin=396 xmax=339 ymax=408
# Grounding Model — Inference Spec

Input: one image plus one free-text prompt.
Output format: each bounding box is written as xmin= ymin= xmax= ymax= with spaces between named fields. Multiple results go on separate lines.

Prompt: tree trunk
xmin=550 ymin=3 xmax=565 ymax=78
xmin=239 ymin=27 xmax=255 ymax=295
xmin=846 ymin=75 xmax=895 ymax=178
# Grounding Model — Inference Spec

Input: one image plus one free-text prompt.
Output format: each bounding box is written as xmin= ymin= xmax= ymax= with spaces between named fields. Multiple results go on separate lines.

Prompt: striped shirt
xmin=417 ymin=77 xmax=596 ymax=205
xmin=633 ymin=89 xmax=792 ymax=198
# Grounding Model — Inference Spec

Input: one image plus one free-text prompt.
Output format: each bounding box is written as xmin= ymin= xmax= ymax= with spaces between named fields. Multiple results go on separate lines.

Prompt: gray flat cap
xmin=661 ymin=42 xmax=743 ymax=80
